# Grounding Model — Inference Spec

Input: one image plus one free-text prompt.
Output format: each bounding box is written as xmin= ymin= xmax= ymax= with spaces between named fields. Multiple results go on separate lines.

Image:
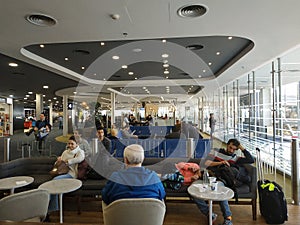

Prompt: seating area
xmin=0 ymin=156 xmax=257 ymax=220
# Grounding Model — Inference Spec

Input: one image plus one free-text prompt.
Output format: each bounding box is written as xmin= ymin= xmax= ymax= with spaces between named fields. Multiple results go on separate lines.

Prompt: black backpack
xmin=214 ymin=165 xmax=240 ymax=202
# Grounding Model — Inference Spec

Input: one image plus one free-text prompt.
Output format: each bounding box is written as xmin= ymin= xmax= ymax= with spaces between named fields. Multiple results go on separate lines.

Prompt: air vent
xmin=178 ymin=5 xmax=207 ymax=18
xmin=73 ymin=49 xmax=90 ymax=55
xmin=186 ymin=44 xmax=204 ymax=50
xmin=26 ymin=14 xmax=57 ymax=26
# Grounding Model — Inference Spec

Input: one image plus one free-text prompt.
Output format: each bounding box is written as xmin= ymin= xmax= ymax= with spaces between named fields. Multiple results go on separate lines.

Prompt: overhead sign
xmin=68 ymin=103 xmax=73 ymax=110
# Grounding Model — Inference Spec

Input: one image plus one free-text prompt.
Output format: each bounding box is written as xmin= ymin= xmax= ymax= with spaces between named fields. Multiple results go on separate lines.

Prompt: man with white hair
xmin=102 ymin=144 xmax=166 ymax=205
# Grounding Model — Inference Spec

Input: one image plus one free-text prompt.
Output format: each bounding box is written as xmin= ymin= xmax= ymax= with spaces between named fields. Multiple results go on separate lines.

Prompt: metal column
xmin=4 ymin=138 xmax=10 ymax=162
xmin=291 ymin=139 xmax=300 ymax=205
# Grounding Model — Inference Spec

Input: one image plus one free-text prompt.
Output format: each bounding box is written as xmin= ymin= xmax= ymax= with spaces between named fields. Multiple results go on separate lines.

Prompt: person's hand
xmin=221 ymin=160 xmax=230 ymax=166
xmin=238 ymin=144 xmax=245 ymax=151
xmin=191 ymin=174 xmax=199 ymax=181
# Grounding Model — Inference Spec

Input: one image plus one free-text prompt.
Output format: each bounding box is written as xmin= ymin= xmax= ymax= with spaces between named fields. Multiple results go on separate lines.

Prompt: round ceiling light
xmin=186 ymin=44 xmax=204 ymax=50
xmin=177 ymin=5 xmax=207 ymax=18
xmin=26 ymin=14 xmax=57 ymax=26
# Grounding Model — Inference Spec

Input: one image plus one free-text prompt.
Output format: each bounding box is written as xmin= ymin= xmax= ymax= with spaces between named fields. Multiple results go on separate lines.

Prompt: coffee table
xmin=188 ymin=181 xmax=234 ymax=225
xmin=0 ymin=176 xmax=34 ymax=194
xmin=38 ymin=178 xmax=82 ymax=223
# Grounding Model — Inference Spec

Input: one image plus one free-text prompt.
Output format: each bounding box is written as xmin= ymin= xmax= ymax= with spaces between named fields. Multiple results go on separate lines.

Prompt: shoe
xmin=25 ymin=132 xmax=30 ymax=136
xmin=207 ymin=212 xmax=217 ymax=224
xmin=222 ymin=219 xmax=233 ymax=225
xmin=43 ymin=213 xmax=50 ymax=222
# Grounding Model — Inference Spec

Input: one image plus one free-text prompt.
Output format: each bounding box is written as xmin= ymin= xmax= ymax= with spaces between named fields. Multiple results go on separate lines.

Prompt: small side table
xmin=0 ymin=176 xmax=34 ymax=194
xmin=38 ymin=178 xmax=82 ymax=223
xmin=188 ymin=181 xmax=234 ymax=225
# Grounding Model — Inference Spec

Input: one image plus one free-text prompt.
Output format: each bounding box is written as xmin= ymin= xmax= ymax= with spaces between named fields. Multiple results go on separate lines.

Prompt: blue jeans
xmin=48 ymin=174 xmax=73 ymax=212
xmin=193 ymin=182 xmax=232 ymax=219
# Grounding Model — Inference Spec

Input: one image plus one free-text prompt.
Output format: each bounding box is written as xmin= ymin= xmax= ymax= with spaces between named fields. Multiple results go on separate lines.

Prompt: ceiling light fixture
xmin=40 ymin=44 xmax=45 ymax=48
xmin=112 ymin=55 xmax=119 ymax=60
xmin=8 ymin=62 xmax=18 ymax=67
xmin=162 ymin=54 xmax=169 ymax=58
xmin=121 ymin=65 xmax=128 ymax=69
xmin=43 ymin=86 xmax=49 ymax=89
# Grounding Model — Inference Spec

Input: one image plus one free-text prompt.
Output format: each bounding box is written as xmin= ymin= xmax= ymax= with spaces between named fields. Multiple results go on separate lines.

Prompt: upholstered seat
xmin=0 ymin=189 xmax=49 ymax=222
xmin=102 ymin=198 xmax=166 ymax=225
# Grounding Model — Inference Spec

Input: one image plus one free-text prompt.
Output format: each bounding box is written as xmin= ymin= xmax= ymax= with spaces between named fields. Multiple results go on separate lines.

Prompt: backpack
xmin=161 ymin=171 xmax=184 ymax=190
xmin=214 ymin=165 xmax=240 ymax=201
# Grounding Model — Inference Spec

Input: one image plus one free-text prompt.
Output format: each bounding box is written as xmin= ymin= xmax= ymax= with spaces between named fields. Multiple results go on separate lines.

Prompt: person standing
xmin=102 ymin=144 xmax=165 ymax=205
xmin=26 ymin=113 xmax=51 ymax=149
xmin=209 ymin=113 xmax=216 ymax=139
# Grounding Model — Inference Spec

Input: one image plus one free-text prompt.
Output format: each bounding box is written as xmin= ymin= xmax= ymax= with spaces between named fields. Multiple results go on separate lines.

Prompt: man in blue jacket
xmin=102 ymin=144 xmax=166 ymax=205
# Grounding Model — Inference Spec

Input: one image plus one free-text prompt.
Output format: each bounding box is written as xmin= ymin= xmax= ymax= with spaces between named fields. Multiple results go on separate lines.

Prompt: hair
xmin=124 ymin=144 xmax=144 ymax=165
xmin=227 ymin=138 xmax=240 ymax=147
xmin=97 ymin=126 xmax=104 ymax=131
xmin=69 ymin=135 xmax=77 ymax=143
xmin=110 ymin=128 xmax=118 ymax=137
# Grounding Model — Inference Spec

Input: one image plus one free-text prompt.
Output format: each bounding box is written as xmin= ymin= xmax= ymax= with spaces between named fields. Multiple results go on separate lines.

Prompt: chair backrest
xmin=102 ymin=198 xmax=166 ymax=225
xmin=0 ymin=189 xmax=49 ymax=222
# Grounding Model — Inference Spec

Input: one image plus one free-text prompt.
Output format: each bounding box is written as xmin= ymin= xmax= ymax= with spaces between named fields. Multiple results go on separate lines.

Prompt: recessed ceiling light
xmin=228 ymin=36 xmax=233 ymax=40
xmin=100 ymin=42 xmax=105 ymax=46
xmin=43 ymin=86 xmax=49 ymax=89
xmin=163 ymin=64 xmax=169 ymax=68
xmin=162 ymin=54 xmax=169 ymax=58
xmin=162 ymin=39 xmax=167 ymax=43
xmin=43 ymin=95 xmax=46 ymax=97
xmin=203 ymin=69 xmax=206 ymax=72
xmin=73 ymin=92 xmax=77 ymax=94
xmin=28 ymin=92 xmax=33 ymax=94
xmin=64 ymin=57 xmax=69 ymax=61
xmin=40 ymin=44 xmax=45 ymax=48
xmin=24 ymin=97 xmax=27 ymax=100
xmin=122 ymin=65 xmax=128 ymax=69
xmin=164 ymin=70 xmax=169 ymax=74
xmin=8 ymin=62 xmax=18 ymax=67
xmin=208 ymin=62 xmax=212 ymax=66
xmin=134 ymin=77 xmax=138 ymax=80
xmin=128 ymin=72 xmax=134 ymax=75
xmin=166 ymin=76 xmax=169 ymax=79
xmin=81 ymin=66 xmax=85 ymax=70
xmin=186 ymin=44 xmax=204 ymax=50
xmin=216 ymin=52 xmax=220 ymax=55
xmin=198 ymin=75 xmax=202 ymax=78
xmin=112 ymin=55 xmax=119 ymax=60
xmin=163 ymin=60 xmax=168 ymax=64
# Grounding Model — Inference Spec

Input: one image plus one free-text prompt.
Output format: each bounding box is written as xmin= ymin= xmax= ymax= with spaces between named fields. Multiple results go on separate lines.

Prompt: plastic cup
xmin=209 ymin=177 xmax=216 ymax=185
xmin=210 ymin=181 xmax=218 ymax=191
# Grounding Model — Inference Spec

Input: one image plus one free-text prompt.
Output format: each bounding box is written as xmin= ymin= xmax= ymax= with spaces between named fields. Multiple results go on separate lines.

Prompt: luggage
xmin=256 ymin=147 xmax=288 ymax=224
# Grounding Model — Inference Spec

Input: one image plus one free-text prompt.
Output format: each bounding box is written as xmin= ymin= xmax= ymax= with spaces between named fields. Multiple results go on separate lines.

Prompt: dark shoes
xmin=43 ymin=213 xmax=50 ymax=222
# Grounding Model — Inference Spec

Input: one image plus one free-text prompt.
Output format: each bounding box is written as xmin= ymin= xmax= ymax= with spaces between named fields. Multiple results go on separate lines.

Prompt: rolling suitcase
xmin=256 ymin=147 xmax=288 ymax=224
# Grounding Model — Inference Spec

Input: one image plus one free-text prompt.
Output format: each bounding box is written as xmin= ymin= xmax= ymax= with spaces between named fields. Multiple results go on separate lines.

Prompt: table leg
xmin=208 ymin=200 xmax=213 ymax=225
xmin=59 ymin=193 xmax=63 ymax=223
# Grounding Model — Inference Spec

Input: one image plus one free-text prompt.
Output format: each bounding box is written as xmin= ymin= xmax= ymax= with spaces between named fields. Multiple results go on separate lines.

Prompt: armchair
xmin=0 ymin=189 xmax=49 ymax=222
xmin=102 ymin=198 xmax=166 ymax=225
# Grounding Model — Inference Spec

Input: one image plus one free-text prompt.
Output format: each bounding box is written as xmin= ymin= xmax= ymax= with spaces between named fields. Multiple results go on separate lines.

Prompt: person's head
xmin=74 ymin=129 xmax=83 ymax=140
xmin=110 ymin=128 xmax=118 ymax=137
xmin=67 ymin=135 xmax=78 ymax=150
xmin=210 ymin=113 xmax=214 ymax=117
xmin=124 ymin=144 xmax=144 ymax=166
xmin=226 ymin=138 xmax=240 ymax=155
xmin=40 ymin=113 xmax=45 ymax=120
xmin=96 ymin=127 xmax=105 ymax=139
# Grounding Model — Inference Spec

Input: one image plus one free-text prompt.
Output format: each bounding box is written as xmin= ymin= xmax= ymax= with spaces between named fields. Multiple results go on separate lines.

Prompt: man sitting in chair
xmin=102 ymin=144 xmax=166 ymax=205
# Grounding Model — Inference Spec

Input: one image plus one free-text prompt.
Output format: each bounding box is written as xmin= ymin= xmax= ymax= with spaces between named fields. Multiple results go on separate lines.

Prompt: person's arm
xmin=67 ymin=150 xmax=85 ymax=165
xmin=237 ymin=145 xmax=254 ymax=164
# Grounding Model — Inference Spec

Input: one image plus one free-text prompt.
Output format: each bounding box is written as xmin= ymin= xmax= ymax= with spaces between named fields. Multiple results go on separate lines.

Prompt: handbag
xmin=50 ymin=160 xmax=70 ymax=177
xmin=77 ymin=159 xmax=90 ymax=180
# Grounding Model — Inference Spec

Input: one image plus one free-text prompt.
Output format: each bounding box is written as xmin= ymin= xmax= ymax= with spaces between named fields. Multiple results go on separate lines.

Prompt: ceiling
xmin=1 ymin=0 xmax=300 ymax=109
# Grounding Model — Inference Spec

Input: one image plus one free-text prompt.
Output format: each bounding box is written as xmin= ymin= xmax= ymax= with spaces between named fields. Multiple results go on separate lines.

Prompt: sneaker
xmin=207 ymin=212 xmax=217 ymax=224
xmin=222 ymin=219 xmax=233 ymax=225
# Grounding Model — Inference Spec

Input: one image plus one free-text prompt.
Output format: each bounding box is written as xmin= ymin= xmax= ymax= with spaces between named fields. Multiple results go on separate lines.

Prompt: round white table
xmin=0 ymin=176 xmax=34 ymax=194
xmin=188 ymin=181 xmax=234 ymax=225
xmin=38 ymin=178 xmax=82 ymax=223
